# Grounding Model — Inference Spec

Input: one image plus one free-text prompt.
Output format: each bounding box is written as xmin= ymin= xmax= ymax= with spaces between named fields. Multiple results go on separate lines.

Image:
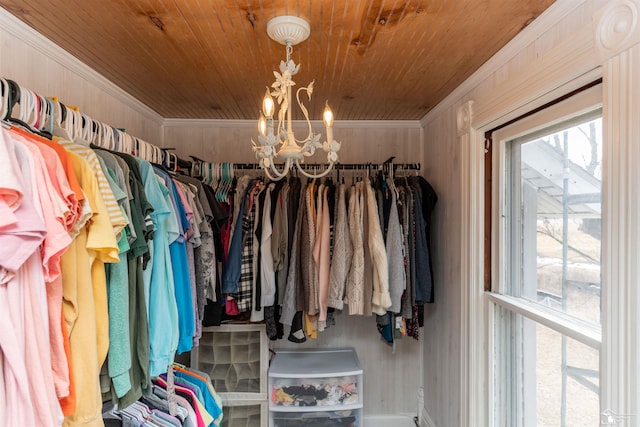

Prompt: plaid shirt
xmin=237 ymin=182 xmax=260 ymax=312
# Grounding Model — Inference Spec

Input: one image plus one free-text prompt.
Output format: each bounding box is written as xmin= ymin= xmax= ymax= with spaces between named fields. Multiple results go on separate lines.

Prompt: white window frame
xmin=456 ymin=3 xmax=640 ymax=427
xmin=488 ymin=85 xmax=603 ymax=426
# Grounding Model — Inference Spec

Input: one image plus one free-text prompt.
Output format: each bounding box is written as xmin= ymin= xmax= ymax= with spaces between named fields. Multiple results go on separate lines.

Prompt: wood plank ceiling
xmin=0 ymin=0 xmax=555 ymax=121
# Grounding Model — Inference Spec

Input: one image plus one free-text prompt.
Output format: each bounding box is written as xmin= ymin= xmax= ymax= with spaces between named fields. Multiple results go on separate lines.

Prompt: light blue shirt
xmin=137 ymin=159 xmax=179 ymax=376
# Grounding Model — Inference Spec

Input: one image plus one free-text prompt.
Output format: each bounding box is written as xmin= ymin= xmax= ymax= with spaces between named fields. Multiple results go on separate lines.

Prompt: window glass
xmin=533 ymin=319 xmax=600 ymax=426
xmin=506 ymin=116 xmax=602 ymax=325
xmin=491 ymin=100 xmax=603 ymax=427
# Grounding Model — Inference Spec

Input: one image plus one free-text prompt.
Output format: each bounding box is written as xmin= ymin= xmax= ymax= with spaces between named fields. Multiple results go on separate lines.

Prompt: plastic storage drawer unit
xmin=268 ymin=348 xmax=363 ymax=427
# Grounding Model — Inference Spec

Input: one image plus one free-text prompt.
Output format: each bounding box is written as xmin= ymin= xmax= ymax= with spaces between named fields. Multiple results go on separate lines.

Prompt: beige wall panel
xmin=164 ymin=122 xmax=423 ymax=166
xmin=421 ymin=107 xmax=462 ymax=426
xmin=0 ymin=25 xmax=162 ymax=145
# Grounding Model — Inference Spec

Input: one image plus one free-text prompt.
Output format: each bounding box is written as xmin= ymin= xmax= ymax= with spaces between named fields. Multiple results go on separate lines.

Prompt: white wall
xmin=163 ymin=118 xmax=422 ymax=166
xmin=419 ymin=0 xmax=640 ymax=426
xmin=0 ymin=8 xmax=163 ymax=145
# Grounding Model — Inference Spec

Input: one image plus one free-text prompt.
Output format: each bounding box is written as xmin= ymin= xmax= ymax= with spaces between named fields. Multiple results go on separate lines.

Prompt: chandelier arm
xmin=263 ymin=167 xmax=281 ymax=181
xmin=295 ymin=85 xmax=315 ymax=144
xmin=294 ymin=159 xmax=335 ymax=179
xmin=265 ymin=157 xmax=291 ymax=181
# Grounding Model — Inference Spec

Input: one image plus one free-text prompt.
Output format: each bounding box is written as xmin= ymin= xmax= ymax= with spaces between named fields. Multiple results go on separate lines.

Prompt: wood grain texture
xmin=0 ymin=0 xmax=554 ymax=120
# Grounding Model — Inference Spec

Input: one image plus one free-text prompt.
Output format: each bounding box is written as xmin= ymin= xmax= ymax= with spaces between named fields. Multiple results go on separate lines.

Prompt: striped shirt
xmin=55 ymin=137 xmax=127 ymax=237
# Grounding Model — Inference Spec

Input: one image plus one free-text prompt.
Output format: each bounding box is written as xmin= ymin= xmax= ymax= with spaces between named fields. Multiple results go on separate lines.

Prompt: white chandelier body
xmin=252 ymin=16 xmax=340 ymax=181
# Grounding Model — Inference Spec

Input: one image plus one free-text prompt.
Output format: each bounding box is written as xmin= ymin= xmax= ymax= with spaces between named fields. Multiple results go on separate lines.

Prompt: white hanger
xmin=122 ymin=131 xmax=133 ymax=155
xmin=36 ymin=92 xmax=47 ymax=131
xmin=81 ymin=113 xmax=92 ymax=142
xmin=114 ymin=129 xmax=123 ymax=153
xmin=102 ymin=123 xmax=111 ymax=149
xmin=136 ymin=138 xmax=146 ymax=161
xmin=18 ymin=87 xmax=32 ymax=125
xmin=93 ymin=120 xmax=102 ymax=146
xmin=69 ymin=108 xmax=81 ymax=141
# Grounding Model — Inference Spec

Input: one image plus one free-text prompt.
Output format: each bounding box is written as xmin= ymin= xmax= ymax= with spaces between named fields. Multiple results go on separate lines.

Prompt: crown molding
xmin=0 ymin=7 xmax=164 ymax=126
xmin=419 ymin=0 xmax=589 ymax=128
xmin=163 ymin=118 xmax=423 ymax=129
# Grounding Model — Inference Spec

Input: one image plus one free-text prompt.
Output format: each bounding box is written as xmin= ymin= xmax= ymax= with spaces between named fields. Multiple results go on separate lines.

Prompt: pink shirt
xmin=0 ymin=132 xmax=63 ymax=426
xmin=11 ymin=131 xmax=73 ymax=283
xmin=0 ymin=130 xmax=46 ymax=279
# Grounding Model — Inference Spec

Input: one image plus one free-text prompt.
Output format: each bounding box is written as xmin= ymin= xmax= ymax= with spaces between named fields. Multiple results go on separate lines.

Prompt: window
xmin=488 ymin=86 xmax=602 ymax=427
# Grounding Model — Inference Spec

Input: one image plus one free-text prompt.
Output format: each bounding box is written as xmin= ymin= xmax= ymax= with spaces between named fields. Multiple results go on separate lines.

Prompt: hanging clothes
xmin=1 ymin=80 xmax=225 ymax=427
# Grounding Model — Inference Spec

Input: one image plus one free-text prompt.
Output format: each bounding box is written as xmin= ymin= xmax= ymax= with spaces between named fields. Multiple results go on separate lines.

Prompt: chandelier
xmin=252 ymin=15 xmax=340 ymax=180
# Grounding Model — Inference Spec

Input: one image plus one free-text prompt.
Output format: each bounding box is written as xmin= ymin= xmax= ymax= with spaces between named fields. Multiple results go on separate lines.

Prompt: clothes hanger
xmin=155 ymin=144 xmax=163 ymax=165
xmin=122 ymin=131 xmax=132 ymax=155
xmin=139 ymin=139 xmax=148 ymax=162
xmin=20 ymin=87 xmax=37 ymax=128
xmin=31 ymin=91 xmax=42 ymax=130
xmin=203 ymin=162 xmax=210 ymax=185
xmin=0 ymin=78 xmax=10 ymax=128
xmin=218 ymin=163 xmax=227 ymax=201
xmin=91 ymin=120 xmax=101 ymax=147
xmin=123 ymin=130 xmax=132 ymax=154
xmin=226 ymin=163 xmax=235 ymax=200
xmin=36 ymin=92 xmax=47 ymax=132
xmin=9 ymin=85 xmax=48 ymax=137
xmin=168 ymin=152 xmax=178 ymax=173
xmin=79 ymin=113 xmax=92 ymax=143
xmin=146 ymin=141 xmax=155 ymax=163
xmin=134 ymin=137 xmax=143 ymax=160
xmin=222 ymin=163 xmax=231 ymax=201
xmin=44 ymin=98 xmax=55 ymax=136
xmin=5 ymin=80 xmax=20 ymax=122
xmin=202 ymin=160 xmax=208 ymax=181
xmin=106 ymin=125 xmax=116 ymax=150
xmin=215 ymin=163 xmax=226 ymax=202
xmin=108 ymin=126 xmax=117 ymax=151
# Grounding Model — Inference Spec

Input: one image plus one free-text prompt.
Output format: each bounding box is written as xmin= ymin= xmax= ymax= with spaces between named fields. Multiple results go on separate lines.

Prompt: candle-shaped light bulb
xmin=323 ymin=101 xmax=334 ymax=143
xmin=323 ymin=101 xmax=334 ymax=127
xmin=258 ymin=113 xmax=267 ymax=136
xmin=262 ymin=89 xmax=275 ymax=119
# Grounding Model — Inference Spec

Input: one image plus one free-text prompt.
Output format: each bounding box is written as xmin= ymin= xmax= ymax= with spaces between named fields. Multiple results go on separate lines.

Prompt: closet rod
xmin=189 ymin=160 xmax=420 ymax=171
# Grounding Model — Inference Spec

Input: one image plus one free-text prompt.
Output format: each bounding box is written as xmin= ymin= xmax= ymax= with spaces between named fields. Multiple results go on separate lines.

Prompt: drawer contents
xmin=271 ymin=382 xmax=359 ymax=407
xmin=268 ymin=348 xmax=362 ymax=427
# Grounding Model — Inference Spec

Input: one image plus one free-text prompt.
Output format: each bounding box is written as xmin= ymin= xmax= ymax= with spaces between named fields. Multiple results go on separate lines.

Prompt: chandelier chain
xmin=286 ymin=42 xmax=293 ymax=62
